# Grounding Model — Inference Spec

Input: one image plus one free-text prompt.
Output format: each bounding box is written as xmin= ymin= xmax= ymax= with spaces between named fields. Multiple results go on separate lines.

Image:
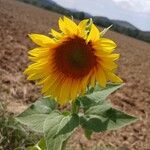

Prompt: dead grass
xmin=0 ymin=102 xmax=40 ymax=150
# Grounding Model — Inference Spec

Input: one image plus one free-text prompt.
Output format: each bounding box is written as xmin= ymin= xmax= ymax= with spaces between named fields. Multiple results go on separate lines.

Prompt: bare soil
xmin=0 ymin=0 xmax=150 ymax=149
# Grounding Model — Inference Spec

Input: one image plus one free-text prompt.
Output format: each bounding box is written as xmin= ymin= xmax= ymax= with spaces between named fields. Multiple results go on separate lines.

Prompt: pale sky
xmin=52 ymin=0 xmax=150 ymax=31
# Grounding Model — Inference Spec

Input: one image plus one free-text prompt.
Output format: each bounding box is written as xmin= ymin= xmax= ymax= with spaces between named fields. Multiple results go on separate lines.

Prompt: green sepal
xmin=100 ymin=25 xmax=113 ymax=37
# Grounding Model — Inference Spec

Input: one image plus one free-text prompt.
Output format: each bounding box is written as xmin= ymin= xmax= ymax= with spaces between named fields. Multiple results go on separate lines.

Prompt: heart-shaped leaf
xmin=16 ymin=97 xmax=57 ymax=133
xmin=44 ymin=112 xmax=79 ymax=150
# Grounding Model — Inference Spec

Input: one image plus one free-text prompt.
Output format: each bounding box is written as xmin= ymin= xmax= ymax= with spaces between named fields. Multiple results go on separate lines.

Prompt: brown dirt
xmin=0 ymin=0 xmax=150 ymax=149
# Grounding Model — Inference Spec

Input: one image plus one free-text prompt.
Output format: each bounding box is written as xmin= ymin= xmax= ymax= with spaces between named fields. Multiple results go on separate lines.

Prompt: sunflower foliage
xmin=16 ymin=83 xmax=137 ymax=150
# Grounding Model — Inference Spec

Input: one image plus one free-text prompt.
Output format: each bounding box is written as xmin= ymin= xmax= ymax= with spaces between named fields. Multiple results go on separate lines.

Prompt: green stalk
xmin=61 ymin=101 xmax=79 ymax=150
xmin=61 ymin=138 xmax=69 ymax=150
xmin=71 ymin=101 xmax=79 ymax=114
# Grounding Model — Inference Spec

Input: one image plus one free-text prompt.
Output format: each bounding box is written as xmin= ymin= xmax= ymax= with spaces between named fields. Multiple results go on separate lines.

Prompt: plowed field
xmin=0 ymin=0 xmax=150 ymax=149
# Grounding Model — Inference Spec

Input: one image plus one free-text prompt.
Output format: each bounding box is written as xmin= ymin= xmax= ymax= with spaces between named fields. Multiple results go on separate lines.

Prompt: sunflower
xmin=24 ymin=16 xmax=123 ymax=105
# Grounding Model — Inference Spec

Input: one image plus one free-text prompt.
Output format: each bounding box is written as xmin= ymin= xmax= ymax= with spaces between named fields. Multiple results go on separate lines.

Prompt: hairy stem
xmin=61 ymin=101 xmax=79 ymax=150
xmin=61 ymin=138 xmax=69 ymax=150
xmin=71 ymin=101 xmax=79 ymax=114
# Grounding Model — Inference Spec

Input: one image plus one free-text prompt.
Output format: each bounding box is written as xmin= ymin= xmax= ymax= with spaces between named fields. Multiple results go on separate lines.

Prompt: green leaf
xmin=44 ymin=111 xmax=79 ymax=150
xmin=55 ymin=114 xmax=79 ymax=136
xmin=76 ymin=96 xmax=96 ymax=110
xmin=16 ymin=114 xmax=49 ymax=133
xmin=16 ymin=97 xmax=57 ymax=133
xmin=103 ymin=108 xmax=138 ymax=130
xmin=85 ymin=102 xmax=111 ymax=115
xmin=80 ymin=115 xmax=108 ymax=132
xmin=44 ymin=111 xmax=66 ymax=150
xmin=86 ymin=83 xmax=124 ymax=103
xmin=76 ymin=83 xmax=124 ymax=110
xmin=19 ymin=97 xmax=57 ymax=116
xmin=80 ymin=104 xmax=137 ymax=132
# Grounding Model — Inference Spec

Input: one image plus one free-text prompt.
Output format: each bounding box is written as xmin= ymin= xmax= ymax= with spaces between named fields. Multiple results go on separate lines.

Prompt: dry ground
xmin=0 ymin=0 xmax=150 ymax=149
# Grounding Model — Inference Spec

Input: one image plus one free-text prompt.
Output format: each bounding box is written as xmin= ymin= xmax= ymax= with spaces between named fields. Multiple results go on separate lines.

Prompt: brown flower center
xmin=52 ymin=36 xmax=97 ymax=78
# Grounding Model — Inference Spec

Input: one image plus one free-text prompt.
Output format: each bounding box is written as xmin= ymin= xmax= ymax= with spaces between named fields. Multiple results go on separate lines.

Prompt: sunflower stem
xmin=61 ymin=138 xmax=69 ymax=150
xmin=71 ymin=101 xmax=79 ymax=114
xmin=61 ymin=101 xmax=79 ymax=150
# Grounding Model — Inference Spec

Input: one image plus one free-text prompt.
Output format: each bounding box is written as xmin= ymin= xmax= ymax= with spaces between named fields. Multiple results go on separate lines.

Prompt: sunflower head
xmin=24 ymin=16 xmax=123 ymax=105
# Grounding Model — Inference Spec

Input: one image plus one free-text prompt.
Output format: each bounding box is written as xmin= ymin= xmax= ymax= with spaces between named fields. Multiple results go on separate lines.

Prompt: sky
xmin=52 ymin=0 xmax=150 ymax=31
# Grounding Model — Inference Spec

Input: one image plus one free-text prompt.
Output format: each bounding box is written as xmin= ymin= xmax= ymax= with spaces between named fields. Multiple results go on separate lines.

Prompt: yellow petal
xmin=96 ymin=67 xmax=106 ymax=87
xmin=78 ymin=19 xmax=89 ymax=30
xmin=27 ymin=73 xmax=46 ymax=80
xmin=58 ymin=79 xmax=71 ymax=104
xmin=90 ymin=69 xmax=96 ymax=87
xmin=24 ymin=61 xmax=48 ymax=75
xmin=50 ymin=29 xmax=62 ymax=39
xmin=58 ymin=17 xmax=78 ymax=35
xmin=70 ymin=80 xmax=79 ymax=101
xmin=63 ymin=16 xmax=78 ymax=34
xmin=28 ymin=56 xmax=37 ymax=62
xmin=43 ymin=74 xmax=62 ymax=96
xmin=78 ymin=19 xmax=89 ymax=37
xmin=101 ymin=54 xmax=120 ymax=61
xmin=106 ymin=72 xmax=123 ymax=83
xmin=28 ymin=34 xmax=54 ymax=47
xmin=36 ymin=75 xmax=50 ymax=86
xmin=100 ymin=38 xmax=117 ymax=53
xmin=28 ymin=47 xmax=49 ymax=56
xmin=81 ymin=72 xmax=92 ymax=93
xmin=87 ymin=24 xmax=100 ymax=42
xmin=58 ymin=17 xmax=66 ymax=33
xmin=100 ymin=59 xmax=118 ymax=70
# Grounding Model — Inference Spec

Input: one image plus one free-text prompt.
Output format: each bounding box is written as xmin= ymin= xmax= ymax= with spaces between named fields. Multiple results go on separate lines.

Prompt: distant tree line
xmin=92 ymin=16 xmax=150 ymax=42
xmin=18 ymin=0 xmax=150 ymax=43
xmin=19 ymin=0 xmax=85 ymax=19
